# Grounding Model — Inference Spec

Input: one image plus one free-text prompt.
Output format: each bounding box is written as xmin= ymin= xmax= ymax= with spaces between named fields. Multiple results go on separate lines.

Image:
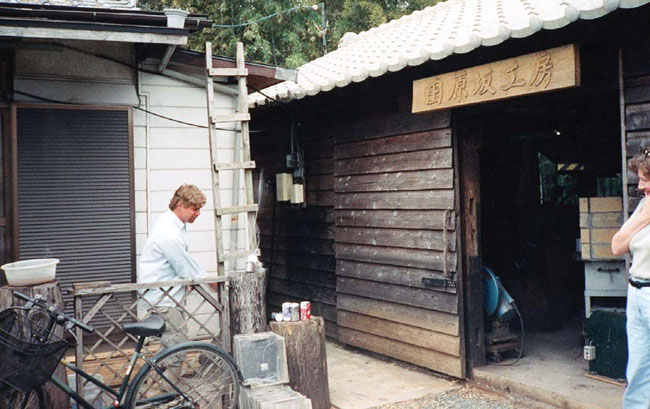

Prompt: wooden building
xmin=250 ymin=0 xmax=650 ymax=378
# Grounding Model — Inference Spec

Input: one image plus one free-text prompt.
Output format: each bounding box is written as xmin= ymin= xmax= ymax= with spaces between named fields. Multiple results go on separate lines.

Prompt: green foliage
xmin=140 ymin=0 xmax=444 ymax=68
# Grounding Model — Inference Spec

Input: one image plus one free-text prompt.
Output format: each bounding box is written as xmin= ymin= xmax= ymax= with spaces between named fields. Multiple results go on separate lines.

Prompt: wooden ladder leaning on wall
xmin=204 ymin=41 xmax=259 ymax=276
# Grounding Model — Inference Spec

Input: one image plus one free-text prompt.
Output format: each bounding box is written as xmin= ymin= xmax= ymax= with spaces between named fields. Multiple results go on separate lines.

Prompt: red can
xmin=300 ymin=301 xmax=311 ymax=320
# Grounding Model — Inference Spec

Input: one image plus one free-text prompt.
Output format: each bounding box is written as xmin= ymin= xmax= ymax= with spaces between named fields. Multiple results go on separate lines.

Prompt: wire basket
xmin=0 ymin=308 xmax=69 ymax=391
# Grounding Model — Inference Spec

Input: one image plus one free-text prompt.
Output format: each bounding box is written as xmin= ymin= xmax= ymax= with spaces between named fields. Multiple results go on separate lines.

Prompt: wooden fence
xmin=68 ymin=277 xmax=230 ymax=404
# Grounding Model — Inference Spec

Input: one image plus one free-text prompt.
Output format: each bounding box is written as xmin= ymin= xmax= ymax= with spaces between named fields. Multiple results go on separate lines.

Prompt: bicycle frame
xmin=49 ymin=337 xmax=192 ymax=409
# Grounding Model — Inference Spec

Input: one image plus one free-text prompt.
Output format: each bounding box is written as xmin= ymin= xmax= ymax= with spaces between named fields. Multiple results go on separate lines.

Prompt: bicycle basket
xmin=0 ymin=308 xmax=69 ymax=391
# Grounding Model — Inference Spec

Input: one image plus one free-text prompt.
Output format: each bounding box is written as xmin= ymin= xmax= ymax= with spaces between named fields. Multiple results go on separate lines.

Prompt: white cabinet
xmin=584 ymin=260 xmax=626 ymax=318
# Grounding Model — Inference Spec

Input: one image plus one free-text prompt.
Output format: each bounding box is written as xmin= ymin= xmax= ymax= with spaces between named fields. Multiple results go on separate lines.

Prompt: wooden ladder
xmin=205 ymin=41 xmax=259 ymax=275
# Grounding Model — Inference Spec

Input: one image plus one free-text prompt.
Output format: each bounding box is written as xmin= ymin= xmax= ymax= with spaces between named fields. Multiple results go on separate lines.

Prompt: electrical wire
xmin=31 ymin=41 xmax=287 ymax=125
xmin=212 ymin=5 xmax=319 ymax=28
xmin=497 ymin=301 xmax=525 ymax=366
xmin=14 ymin=90 xmax=270 ymax=133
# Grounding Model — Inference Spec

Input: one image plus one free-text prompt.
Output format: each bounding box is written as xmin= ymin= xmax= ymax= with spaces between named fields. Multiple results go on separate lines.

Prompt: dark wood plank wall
xmin=253 ymin=121 xmax=338 ymax=338
xmin=332 ymin=109 xmax=464 ymax=378
xmin=623 ymin=45 xmax=650 ymax=214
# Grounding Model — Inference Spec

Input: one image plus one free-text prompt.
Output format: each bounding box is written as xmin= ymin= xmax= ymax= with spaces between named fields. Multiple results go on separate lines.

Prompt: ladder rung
xmin=211 ymin=113 xmax=250 ymax=123
xmin=209 ymin=68 xmax=248 ymax=77
xmin=219 ymin=250 xmax=252 ymax=262
xmin=216 ymin=204 xmax=259 ymax=216
xmin=214 ymin=161 xmax=256 ymax=171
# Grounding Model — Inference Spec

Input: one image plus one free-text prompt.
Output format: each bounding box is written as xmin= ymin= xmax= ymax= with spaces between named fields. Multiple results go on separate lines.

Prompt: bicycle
xmin=0 ymin=290 xmax=242 ymax=409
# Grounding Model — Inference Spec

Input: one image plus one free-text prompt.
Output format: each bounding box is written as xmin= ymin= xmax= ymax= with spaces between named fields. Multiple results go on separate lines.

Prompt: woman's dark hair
xmin=630 ymin=149 xmax=650 ymax=178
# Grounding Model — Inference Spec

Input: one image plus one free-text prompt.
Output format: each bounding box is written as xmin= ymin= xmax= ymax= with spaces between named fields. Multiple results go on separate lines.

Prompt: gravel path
xmin=369 ymin=386 xmax=552 ymax=409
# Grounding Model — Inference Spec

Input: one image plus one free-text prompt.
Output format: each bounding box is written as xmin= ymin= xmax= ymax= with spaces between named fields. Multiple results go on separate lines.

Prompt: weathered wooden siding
xmin=333 ymin=109 xmax=464 ymax=378
xmin=623 ymin=45 xmax=650 ymax=215
xmin=253 ymin=123 xmax=337 ymax=338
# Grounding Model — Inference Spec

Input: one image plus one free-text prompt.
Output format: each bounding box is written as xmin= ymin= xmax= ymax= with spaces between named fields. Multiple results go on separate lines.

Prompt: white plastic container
xmin=163 ymin=8 xmax=189 ymax=29
xmin=1 ymin=258 xmax=59 ymax=286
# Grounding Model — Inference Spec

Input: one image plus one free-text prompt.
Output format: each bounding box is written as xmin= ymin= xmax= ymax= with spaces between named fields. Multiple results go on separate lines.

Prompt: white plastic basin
xmin=1 ymin=258 xmax=59 ymax=286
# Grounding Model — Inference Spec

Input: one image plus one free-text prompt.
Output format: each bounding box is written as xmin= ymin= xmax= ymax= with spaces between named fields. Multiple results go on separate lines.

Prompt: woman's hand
xmin=612 ymin=197 xmax=650 ymax=255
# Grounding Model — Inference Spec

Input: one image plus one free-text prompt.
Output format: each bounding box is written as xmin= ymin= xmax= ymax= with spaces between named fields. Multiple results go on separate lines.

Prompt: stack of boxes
xmin=579 ymin=197 xmax=624 ymax=260
xmin=578 ymin=197 xmax=626 ymax=318
xmin=234 ymin=332 xmax=312 ymax=409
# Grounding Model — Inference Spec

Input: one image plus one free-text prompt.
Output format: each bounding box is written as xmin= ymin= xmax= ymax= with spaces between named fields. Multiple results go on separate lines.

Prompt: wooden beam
xmin=336 ymin=260 xmax=456 ymax=294
xmin=338 ymin=311 xmax=460 ymax=356
xmin=0 ymin=27 xmax=188 ymax=45
xmin=335 ymin=243 xmax=457 ymax=272
xmin=333 ymin=129 xmax=451 ymax=160
xmin=336 ymin=276 xmax=458 ymax=314
xmin=335 ymin=209 xmax=455 ymax=230
xmin=335 ymin=226 xmax=456 ymax=252
xmin=335 ymin=190 xmax=455 ymax=210
xmin=334 ymin=148 xmax=453 ymax=176
xmin=334 ymin=169 xmax=454 ymax=192
xmin=338 ymin=327 xmax=463 ymax=378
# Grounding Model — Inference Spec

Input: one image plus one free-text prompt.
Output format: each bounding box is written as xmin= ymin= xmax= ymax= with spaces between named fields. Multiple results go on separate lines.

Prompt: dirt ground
xmin=368 ymin=386 xmax=555 ymax=409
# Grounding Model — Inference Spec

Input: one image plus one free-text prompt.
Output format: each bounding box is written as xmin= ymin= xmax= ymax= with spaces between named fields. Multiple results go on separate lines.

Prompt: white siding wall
xmin=137 ymin=71 xmax=246 ymax=276
xmin=13 ymin=41 xmax=247 ymax=281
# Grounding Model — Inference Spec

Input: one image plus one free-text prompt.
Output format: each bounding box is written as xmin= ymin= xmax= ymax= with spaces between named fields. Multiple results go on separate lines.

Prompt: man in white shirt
xmin=139 ymin=184 xmax=207 ymax=348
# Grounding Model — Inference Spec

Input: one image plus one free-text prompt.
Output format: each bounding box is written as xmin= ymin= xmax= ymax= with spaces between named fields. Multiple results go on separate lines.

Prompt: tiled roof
xmin=250 ymin=0 xmax=650 ymax=107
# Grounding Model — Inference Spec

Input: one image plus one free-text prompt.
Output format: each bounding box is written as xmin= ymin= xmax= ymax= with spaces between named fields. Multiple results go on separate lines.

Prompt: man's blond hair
xmin=169 ymin=184 xmax=206 ymax=211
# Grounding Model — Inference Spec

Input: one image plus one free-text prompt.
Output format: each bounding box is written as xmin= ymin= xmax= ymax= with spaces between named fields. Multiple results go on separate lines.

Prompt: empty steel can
xmin=282 ymin=302 xmax=292 ymax=321
xmin=290 ymin=303 xmax=300 ymax=321
xmin=300 ymin=301 xmax=311 ymax=320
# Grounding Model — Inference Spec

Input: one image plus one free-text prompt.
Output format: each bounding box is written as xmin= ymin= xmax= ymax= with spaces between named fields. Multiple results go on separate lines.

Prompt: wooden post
xmin=229 ymin=271 xmax=267 ymax=339
xmin=270 ymin=317 xmax=330 ymax=409
xmin=0 ymin=280 xmax=69 ymax=408
xmin=457 ymin=117 xmax=486 ymax=371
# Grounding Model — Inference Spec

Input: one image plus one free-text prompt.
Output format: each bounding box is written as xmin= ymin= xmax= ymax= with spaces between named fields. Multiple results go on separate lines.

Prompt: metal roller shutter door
xmin=17 ymin=108 xmax=134 ymax=324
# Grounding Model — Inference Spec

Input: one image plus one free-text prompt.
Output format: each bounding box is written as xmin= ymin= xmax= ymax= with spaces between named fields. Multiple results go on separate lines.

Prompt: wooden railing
xmin=68 ymin=277 xmax=230 ymax=403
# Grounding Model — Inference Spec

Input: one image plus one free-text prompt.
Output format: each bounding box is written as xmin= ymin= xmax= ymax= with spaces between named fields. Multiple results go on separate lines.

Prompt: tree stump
xmin=1 ymin=280 xmax=70 ymax=409
xmin=229 ymin=271 xmax=267 ymax=339
xmin=270 ymin=317 xmax=330 ymax=409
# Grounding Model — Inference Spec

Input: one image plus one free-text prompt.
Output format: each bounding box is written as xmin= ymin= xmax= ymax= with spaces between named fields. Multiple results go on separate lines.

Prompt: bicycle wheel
xmin=127 ymin=342 xmax=240 ymax=409
xmin=0 ymin=386 xmax=44 ymax=409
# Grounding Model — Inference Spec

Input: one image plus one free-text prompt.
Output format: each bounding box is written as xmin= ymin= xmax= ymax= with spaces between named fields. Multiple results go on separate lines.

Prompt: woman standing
xmin=612 ymin=150 xmax=650 ymax=409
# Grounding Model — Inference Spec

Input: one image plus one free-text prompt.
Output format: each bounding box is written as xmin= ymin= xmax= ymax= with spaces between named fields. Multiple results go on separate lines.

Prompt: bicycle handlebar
xmin=12 ymin=290 xmax=95 ymax=334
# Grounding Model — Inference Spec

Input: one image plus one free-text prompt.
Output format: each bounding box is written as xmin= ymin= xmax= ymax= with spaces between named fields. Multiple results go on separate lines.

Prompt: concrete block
xmin=579 ymin=198 xmax=589 ymax=213
xmin=580 ymin=228 xmax=590 ymax=244
xmin=589 ymin=197 xmax=622 ymax=213
xmin=579 ymin=213 xmax=589 ymax=228
xmin=582 ymin=244 xmax=591 ymax=258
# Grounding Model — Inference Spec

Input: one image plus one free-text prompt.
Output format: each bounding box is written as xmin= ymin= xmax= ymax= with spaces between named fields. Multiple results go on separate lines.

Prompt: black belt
xmin=629 ymin=278 xmax=650 ymax=289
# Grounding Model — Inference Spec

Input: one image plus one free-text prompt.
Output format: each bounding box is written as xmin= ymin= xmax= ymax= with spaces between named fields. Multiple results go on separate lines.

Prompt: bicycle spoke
xmin=129 ymin=344 xmax=239 ymax=409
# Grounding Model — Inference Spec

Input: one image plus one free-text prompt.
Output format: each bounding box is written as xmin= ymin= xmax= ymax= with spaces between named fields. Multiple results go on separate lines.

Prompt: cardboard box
xmin=579 ymin=196 xmax=623 ymax=260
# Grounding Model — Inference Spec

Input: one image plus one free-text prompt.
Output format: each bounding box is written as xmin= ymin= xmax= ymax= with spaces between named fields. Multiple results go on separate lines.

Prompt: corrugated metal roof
xmin=250 ymin=0 xmax=650 ymax=107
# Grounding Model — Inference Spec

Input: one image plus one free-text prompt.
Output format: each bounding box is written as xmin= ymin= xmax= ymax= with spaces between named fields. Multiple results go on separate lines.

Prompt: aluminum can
xmin=300 ymin=301 xmax=311 ymax=320
xmin=271 ymin=312 xmax=284 ymax=322
xmin=282 ymin=302 xmax=292 ymax=321
xmin=290 ymin=303 xmax=300 ymax=321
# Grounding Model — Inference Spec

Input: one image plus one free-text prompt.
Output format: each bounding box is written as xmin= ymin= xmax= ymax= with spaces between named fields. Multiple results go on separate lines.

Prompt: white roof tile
xmin=250 ymin=0 xmax=650 ymax=107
